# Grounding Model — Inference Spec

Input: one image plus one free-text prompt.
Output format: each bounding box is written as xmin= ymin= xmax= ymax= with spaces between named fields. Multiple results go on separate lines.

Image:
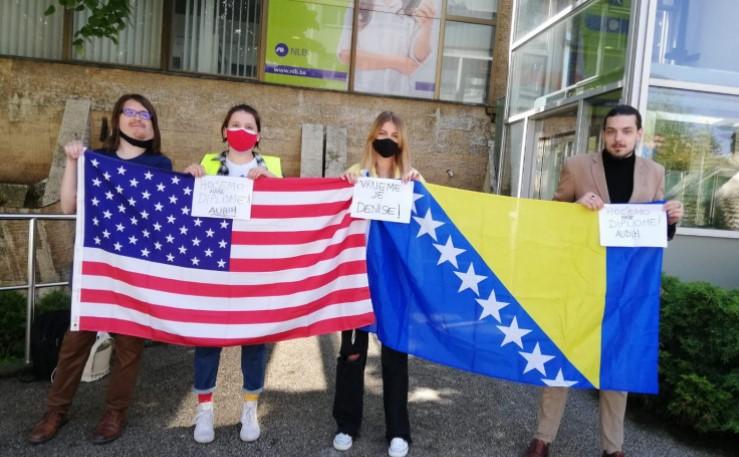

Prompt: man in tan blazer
xmin=524 ymin=105 xmax=684 ymax=457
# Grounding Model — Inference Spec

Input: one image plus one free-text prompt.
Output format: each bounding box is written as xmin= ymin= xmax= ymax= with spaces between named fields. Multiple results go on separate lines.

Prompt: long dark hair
xmin=104 ymin=94 xmax=162 ymax=154
xmin=220 ymin=104 xmax=262 ymax=147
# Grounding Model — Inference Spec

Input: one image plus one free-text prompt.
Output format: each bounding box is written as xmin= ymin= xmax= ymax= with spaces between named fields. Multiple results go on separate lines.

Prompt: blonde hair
xmin=359 ymin=111 xmax=411 ymax=176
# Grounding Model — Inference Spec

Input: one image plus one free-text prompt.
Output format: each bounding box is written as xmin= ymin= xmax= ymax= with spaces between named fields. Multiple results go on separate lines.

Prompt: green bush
xmin=0 ymin=290 xmax=71 ymax=362
xmin=637 ymin=276 xmax=739 ymax=435
xmin=0 ymin=291 xmax=27 ymax=361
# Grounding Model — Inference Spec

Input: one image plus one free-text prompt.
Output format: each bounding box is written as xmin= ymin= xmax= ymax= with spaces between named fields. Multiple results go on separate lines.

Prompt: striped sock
xmin=243 ymin=392 xmax=259 ymax=403
xmin=198 ymin=392 xmax=213 ymax=404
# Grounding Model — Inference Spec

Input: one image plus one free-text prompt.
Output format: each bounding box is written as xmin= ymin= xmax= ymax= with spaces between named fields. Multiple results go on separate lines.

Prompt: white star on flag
xmin=453 ymin=263 xmax=486 ymax=295
xmin=413 ymin=209 xmax=444 ymax=241
xmin=497 ymin=316 xmax=531 ymax=349
xmin=519 ymin=343 xmax=555 ymax=375
xmin=433 ymin=236 xmax=466 ymax=268
xmin=542 ymin=369 xmax=578 ymax=387
xmin=475 ymin=290 xmax=509 ymax=322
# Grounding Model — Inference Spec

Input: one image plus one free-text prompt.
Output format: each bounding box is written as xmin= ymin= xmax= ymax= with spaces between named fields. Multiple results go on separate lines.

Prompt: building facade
xmin=499 ymin=0 xmax=739 ymax=288
xmin=0 ymin=0 xmax=508 ymax=287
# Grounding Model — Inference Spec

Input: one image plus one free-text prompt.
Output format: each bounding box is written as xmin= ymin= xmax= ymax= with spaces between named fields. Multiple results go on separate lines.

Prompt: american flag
xmin=70 ymin=152 xmax=375 ymax=346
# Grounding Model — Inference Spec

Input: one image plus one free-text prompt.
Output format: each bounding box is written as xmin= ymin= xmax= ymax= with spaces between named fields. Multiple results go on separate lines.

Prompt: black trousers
xmin=332 ymin=329 xmax=411 ymax=443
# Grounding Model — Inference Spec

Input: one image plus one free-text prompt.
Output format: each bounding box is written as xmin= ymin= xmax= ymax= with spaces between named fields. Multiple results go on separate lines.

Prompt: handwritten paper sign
xmin=191 ymin=176 xmax=253 ymax=220
xmin=350 ymin=177 xmax=413 ymax=223
xmin=599 ymin=204 xmax=667 ymax=247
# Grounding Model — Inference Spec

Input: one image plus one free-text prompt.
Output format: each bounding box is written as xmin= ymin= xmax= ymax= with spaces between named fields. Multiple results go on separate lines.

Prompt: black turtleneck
xmin=602 ymin=149 xmax=635 ymax=204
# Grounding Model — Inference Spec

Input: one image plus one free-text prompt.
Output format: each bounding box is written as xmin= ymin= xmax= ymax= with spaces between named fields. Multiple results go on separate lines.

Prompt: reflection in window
xmin=586 ymin=90 xmax=622 ymax=152
xmin=509 ymin=0 xmax=629 ymax=116
xmin=171 ymin=0 xmax=260 ymax=78
xmin=73 ymin=1 xmax=163 ymax=68
xmin=440 ymin=22 xmax=493 ymax=103
xmin=351 ymin=0 xmax=441 ymax=98
xmin=0 ymin=0 xmax=63 ymax=59
xmin=531 ymin=109 xmax=578 ymax=200
xmin=646 ymin=88 xmax=739 ymax=231
xmin=652 ymin=0 xmax=739 ymax=87
xmin=447 ymin=0 xmax=497 ymax=20
xmin=514 ymin=0 xmax=575 ymax=41
xmin=499 ymin=121 xmax=524 ymax=196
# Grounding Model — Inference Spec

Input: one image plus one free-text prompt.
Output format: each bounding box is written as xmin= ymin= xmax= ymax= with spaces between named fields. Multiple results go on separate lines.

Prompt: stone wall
xmin=0 ymin=58 xmax=495 ymax=190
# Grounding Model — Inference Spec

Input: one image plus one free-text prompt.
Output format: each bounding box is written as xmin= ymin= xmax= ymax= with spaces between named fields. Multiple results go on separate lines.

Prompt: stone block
xmin=324 ymin=126 xmax=347 ymax=178
xmin=42 ymin=98 xmax=91 ymax=207
xmin=300 ymin=124 xmax=324 ymax=177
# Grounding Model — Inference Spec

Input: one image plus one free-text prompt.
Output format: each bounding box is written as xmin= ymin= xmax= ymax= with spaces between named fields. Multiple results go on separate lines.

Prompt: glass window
xmin=652 ymin=0 xmax=739 ymax=87
xmin=447 ymin=0 xmax=497 ymax=20
xmin=352 ymin=0 xmax=441 ymax=99
xmin=73 ymin=1 xmax=163 ymax=68
xmin=171 ymin=0 xmax=261 ymax=78
xmin=264 ymin=0 xmax=351 ymax=90
xmin=585 ymin=89 xmax=621 ymax=152
xmin=509 ymin=0 xmax=629 ymax=116
xmin=531 ymin=108 xmax=578 ymax=200
xmin=499 ymin=121 xmax=524 ymax=196
xmin=0 ymin=0 xmax=63 ymax=59
xmin=645 ymin=88 xmax=739 ymax=231
xmin=440 ymin=21 xmax=494 ymax=103
xmin=514 ymin=0 xmax=575 ymax=41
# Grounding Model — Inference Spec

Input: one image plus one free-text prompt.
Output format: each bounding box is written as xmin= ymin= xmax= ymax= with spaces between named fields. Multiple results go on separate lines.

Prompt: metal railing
xmin=0 ymin=213 xmax=75 ymax=364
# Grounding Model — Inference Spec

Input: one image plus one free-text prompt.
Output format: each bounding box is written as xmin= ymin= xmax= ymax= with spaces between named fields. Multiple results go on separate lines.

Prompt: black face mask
xmin=119 ymin=130 xmax=154 ymax=150
xmin=372 ymin=138 xmax=401 ymax=158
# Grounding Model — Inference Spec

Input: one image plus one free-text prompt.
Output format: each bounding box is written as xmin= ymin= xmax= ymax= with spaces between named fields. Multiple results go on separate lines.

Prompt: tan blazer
xmin=553 ymin=152 xmax=665 ymax=204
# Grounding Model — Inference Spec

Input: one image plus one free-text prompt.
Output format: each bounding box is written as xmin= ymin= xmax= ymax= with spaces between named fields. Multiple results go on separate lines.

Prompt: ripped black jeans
xmin=332 ymin=329 xmax=411 ymax=443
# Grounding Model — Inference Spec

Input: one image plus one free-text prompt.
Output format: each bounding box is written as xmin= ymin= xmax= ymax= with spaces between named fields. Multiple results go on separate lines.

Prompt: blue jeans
xmin=193 ymin=344 xmax=267 ymax=394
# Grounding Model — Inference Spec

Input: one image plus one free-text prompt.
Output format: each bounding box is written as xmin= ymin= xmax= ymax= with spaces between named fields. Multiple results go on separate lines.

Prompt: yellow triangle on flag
xmin=428 ymin=184 xmax=605 ymax=388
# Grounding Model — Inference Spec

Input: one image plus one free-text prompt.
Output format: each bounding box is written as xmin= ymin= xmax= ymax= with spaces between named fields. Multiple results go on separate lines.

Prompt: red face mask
xmin=226 ymin=128 xmax=258 ymax=152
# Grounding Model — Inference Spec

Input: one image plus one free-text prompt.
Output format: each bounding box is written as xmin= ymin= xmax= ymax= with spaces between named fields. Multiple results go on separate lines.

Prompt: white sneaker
xmin=388 ymin=437 xmax=409 ymax=457
xmin=239 ymin=400 xmax=260 ymax=442
xmin=333 ymin=432 xmax=353 ymax=451
xmin=193 ymin=403 xmax=215 ymax=444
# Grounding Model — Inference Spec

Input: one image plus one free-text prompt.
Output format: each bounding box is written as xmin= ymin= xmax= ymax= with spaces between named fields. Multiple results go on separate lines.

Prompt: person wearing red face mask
xmin=183 ymin=104 xmax=281 ymax=445
xmin=332 ymin=111 xmax=421 ymax=457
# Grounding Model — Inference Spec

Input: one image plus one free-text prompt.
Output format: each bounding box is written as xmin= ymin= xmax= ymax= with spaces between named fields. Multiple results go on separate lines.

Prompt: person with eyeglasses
xmin=182 ymin=104 xmax=281 ymax=445
xmin=29 ymin=94 xmax=172 ymax=445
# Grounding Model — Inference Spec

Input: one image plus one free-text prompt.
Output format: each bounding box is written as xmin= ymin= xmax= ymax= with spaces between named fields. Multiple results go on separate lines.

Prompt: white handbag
xmin=81 ymin=332 xmax=114 ymax=382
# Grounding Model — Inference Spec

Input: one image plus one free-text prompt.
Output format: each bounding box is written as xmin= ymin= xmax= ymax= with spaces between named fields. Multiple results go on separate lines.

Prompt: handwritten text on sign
xmin=350 ymin=177 xmax=413 ymax=223
xmin=191 ymin=176 xmax=253 ymax=220
xmin=599 ymin=204 xmax=667 ymax=247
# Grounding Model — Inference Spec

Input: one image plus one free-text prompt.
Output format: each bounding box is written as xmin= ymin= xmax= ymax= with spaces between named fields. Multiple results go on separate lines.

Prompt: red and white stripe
xmin=72 ymin=177 xmax=374 ymax=346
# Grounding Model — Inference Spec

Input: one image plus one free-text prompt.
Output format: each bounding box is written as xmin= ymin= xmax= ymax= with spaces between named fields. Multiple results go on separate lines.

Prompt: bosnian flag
xmin=70 ymin=152 xmax=374 ymax=346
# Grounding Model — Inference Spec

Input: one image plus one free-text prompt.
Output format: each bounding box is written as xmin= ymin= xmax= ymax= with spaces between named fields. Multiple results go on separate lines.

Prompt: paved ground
xmin=0 ymin=334 xmax=734 ymax=457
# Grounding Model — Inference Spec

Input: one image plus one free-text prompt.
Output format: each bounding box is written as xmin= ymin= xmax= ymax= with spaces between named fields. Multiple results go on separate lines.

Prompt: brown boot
xmin=91 ymin=409 xmax=127 ymax=444
xmin=602 ymin=452 xmax=625 ymax=457
xmin=524 ymin=438 xmax=550 ymax=457
xmin=29 ymin=411 xmax=67 ymax=444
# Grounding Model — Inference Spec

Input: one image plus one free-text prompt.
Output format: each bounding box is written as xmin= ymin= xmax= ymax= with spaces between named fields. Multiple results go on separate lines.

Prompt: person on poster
xmin=28 ymin=94 xmax=173 ymax=445
xmin=338 ymin=0 xmax=437 ymax=96
xmin=523 ymin=105 xmax=684 ymax=457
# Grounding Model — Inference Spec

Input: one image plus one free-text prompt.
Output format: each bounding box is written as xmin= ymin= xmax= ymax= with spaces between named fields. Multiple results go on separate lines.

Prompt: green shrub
xmin=637 ymin=276 xmax=739 ymax=435
xmin=0 ymin=291 xmax=27 ymax=361
xmin=0 ymin=290 xmax=71 ymax=362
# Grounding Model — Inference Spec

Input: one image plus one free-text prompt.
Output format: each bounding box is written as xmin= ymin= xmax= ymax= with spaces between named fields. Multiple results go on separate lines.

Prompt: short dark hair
xmin=221 ymin=104 xmax=262 ymax=145
xmin=603 ymin=104 xmax=642 ymax=131
xmin=105 ymin=94 xmax=162 ymax=154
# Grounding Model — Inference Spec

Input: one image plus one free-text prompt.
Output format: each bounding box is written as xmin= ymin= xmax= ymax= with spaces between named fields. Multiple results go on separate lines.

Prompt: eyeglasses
xmin=122 ymin=108 xmax=152 ymax=121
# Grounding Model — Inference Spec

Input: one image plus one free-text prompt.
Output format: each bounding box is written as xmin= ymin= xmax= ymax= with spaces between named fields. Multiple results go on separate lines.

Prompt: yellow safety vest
xmin=200 ymin=151 xmax=283 ymax=177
